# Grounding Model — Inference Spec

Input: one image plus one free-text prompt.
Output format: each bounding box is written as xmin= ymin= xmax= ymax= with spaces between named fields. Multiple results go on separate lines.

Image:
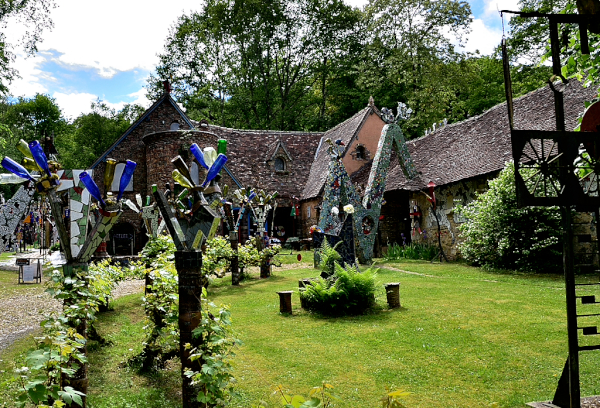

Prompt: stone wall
xmin=404 ymin=176 xmax=493 ymax=259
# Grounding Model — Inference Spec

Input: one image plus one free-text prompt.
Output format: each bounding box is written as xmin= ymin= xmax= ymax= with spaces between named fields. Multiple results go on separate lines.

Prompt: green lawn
xmin=1 ymin=259 xmax=598 ymax=407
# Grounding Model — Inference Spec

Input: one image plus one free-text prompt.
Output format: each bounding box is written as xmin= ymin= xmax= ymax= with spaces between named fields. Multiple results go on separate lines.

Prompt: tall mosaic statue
xmin=317 ymin=103 xmax=418 ymax=263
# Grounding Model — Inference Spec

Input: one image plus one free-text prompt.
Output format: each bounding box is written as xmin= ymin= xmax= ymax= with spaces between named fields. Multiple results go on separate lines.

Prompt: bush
xmin=456 ymin=162 xmax=563 ymax=273
xmin=300 ymin=263 xmax=377 ymax=316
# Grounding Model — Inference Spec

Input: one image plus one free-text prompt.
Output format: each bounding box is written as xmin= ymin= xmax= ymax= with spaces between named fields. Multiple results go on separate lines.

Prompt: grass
xmin=1 ymin=258 xmax=598 ymax=407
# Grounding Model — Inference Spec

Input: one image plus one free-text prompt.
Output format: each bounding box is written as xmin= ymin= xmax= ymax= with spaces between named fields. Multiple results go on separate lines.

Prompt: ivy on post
xmin=152 ymin=142 xmax=228 ymax=407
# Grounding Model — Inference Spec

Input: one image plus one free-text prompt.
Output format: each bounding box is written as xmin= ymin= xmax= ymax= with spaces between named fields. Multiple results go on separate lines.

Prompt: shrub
xmin=456 ymin=162 xmax=563 ymax=273
xmin=300 ymin=263 xmax=377 ymax=316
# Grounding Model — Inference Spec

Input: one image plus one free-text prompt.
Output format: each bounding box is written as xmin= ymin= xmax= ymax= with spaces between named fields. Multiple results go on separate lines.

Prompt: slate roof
xmin=301 ymin=105 xmax=376 ymax=200
xmin=386 ymin=81 xmax=598 ymax=192
xmin=200 ymin=125 xmax=323 ymax=200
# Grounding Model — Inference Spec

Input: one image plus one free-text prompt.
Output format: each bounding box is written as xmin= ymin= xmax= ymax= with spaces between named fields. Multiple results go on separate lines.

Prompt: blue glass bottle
xmin=80 ymin=171 xmax=106 ymax=207
xmin=117 ymin=160 xmax=137 ymax=201
xmin=201 ymin=154 xmax=227 ymax=188
xmin=1 ymin=157 xmax=36 ymax=182
xmin=28 ymin=141 xmax=51 ymax=177
xmin=190 ymin=143 xmax=209 ymax=169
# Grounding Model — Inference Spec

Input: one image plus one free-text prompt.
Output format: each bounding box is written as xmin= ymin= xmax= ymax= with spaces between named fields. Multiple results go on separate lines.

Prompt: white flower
xmin=343 ymin=204 xmax=355 ymax=214
xmin=331 ymin=207 xmax=339 ymax=216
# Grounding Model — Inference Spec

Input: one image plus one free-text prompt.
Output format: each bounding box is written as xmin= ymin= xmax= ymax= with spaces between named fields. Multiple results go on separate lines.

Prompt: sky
xmin=5 ymin=0 xmax=520 ymax=120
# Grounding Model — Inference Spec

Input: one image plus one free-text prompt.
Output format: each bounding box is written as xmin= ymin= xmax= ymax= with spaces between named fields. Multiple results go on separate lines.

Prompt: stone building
xmin=90 ymin=90 xmax=323 ymax=255
xmin=90 ymin=80 xmax=598 ymax=261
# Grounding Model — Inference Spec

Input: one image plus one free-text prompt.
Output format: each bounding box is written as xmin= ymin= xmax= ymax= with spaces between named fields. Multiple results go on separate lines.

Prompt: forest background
xmin=0 ymin=0 xmax=598 ymax=199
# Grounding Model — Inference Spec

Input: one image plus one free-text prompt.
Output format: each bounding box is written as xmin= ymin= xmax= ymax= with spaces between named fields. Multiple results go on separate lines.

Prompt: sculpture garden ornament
xmin=501 ymin=11 xmax=600 ymax=407
xmin=317 ymin=103 xmax=418 ymax=263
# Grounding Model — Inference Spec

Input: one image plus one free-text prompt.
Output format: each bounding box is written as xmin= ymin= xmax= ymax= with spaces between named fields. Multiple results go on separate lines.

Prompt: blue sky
xmin=5 ymin=0 xmax=519 ymax=120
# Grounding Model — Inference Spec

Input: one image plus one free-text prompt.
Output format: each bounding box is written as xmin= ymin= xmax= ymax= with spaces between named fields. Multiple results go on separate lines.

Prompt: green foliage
xmin=149 ymin=0 xmax=362 ymax=131
xmin=316 ymin=239 xmax=342 ymax=277
xmin=383 ymin=242 xmax=438 ymax=261
xmin=13 ymin=260 xmax=129 ymax=407
xmin=300 ymin=262 xmax=377 ymax=316
xmin=58 ymin=100 xmax=144 ymax=169
xmin=457 ymin=162 xmax=563 ymax=273
xmin=186 ymin=288 xmax=242 ymax=407
xmin=380 ymin=387 xmax=411 ymax=408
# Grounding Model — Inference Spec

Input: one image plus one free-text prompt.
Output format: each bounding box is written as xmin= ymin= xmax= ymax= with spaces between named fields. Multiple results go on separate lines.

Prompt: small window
xmin=355 ymin=145 xmax=366 ymax=160
xmin=170 ymin=122 xmax=180 ymax=130
xmin=274 ymin=157 xmax=285 ymax=171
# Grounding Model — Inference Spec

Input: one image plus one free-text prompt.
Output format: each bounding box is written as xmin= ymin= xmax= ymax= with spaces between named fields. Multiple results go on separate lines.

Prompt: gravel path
xmin=0 ymin=279 xmax=144 ymax=353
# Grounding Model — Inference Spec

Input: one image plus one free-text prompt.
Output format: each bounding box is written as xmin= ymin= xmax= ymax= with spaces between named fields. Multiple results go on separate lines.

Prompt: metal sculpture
xmin=502 ymin=10 xmax=600 ymax=408
xmin=317 ymin=102 xmax=418 ymax=263
xmin=151 ymin=141 xmax=229 ymax=408
xmin=0 ymin=180 xmax=36 ymax=253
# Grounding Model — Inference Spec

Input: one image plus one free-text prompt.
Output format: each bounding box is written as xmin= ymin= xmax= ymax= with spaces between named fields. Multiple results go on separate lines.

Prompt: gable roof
xmin=385 ymin=80 xmax=598 ymax=192
xmin=90 ymin=93 xmax=194 ymax=169
xmin=301 ymin=105 xmax=377 ymax=200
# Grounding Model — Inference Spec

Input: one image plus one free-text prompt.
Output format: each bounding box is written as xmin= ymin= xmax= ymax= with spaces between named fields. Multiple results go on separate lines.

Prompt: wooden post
xmin=385 ymin=283 xmax=401 ymax=308
xmin=277 ymin=291 xmax=293 ymax=314
xmin=229 ymin=231 xmax=240 ymax=285
xmin=175 ymin=251 xmax=203 ymax=408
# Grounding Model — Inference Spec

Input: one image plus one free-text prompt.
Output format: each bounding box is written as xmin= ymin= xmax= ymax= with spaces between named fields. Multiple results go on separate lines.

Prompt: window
xmin=111 ymin=163 xmax=134 ymax=192
xmin=355 ymin=145 xmax=366 ymax=160
xmin=274 ymin=157 xmax=285 ymax=171
xmin=170 ymin=122 xmax=180 ymax=130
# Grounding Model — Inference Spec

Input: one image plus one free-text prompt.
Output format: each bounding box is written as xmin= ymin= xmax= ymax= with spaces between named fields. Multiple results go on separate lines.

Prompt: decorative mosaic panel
xmin=0 ymin=183 xmax=35 ymax=253
xmin=77 ymin=207 xmax=122 ymax=263
xmin=317 ymin=123 xmax=417 ymax=263
xmin=56 ymin=170 xmax=93 ymax=259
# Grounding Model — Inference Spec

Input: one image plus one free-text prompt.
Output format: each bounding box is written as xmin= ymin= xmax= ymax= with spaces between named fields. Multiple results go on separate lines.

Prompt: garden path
xmin=0 ymin=251 xmax=144 ymax=353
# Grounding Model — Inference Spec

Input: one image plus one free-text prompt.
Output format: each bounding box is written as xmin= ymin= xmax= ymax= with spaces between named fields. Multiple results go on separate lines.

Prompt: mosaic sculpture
xmin=0 ymin=181 xmax=36 ymax=253
xmin=317 ymin=102 xmax=418 ymax=263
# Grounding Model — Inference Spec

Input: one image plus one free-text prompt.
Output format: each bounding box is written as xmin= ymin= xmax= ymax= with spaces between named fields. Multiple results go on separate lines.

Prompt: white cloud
xmin=52 ymin=92 xmax=98 ymax=120
xmin=36 ymin=0 xmax=200 ymax=77
xmin=462 ymin=18 xmax=504 ymax=55
xmin=128 ymin=88 xmax=151 ymax=109
xmin=8 ymin=53 xmax=51 ymax=97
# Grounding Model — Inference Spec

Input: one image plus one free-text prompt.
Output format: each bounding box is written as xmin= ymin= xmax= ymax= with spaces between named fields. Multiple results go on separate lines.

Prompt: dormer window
xmin=356 ymin=145 xmax=366 ymax=160
xmin=274 ymin=157 xmax=285 ymax=171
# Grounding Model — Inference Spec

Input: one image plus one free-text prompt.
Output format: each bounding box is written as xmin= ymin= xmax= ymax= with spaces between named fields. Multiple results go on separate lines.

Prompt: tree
xmin=0 ymin=0 xmax=56 ymax=94
xmin=148 ymin=0 xmax=362 ymax=131
xmin=0 ymin=93 xmax=69 ymax=161
xmin=507 ymin=0 xmax=599 ymax=96
xmin=58 ymin=100 xmax=144 ymax=169
xmin=457 ymin=162 xmax=563 ymax=273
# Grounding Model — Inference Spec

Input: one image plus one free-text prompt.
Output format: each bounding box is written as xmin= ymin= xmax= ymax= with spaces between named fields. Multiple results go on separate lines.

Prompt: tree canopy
xmin=148 ymin=0 xmax=552 ymax=137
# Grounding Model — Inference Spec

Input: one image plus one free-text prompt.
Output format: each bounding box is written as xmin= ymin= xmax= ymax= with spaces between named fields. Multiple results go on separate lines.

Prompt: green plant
xmin=456 ymin=162 xmax=563 ymax=273
xmin=269 ymin=383 xmax=340 ymax=408
xmin=383 ymin=242 xmax=438 ymax=261
xmin=316 ymin=240 xmax=342 ymax=277
xmin=300 ymin=262 xmax=377 ymax=316
xmin=380 ymin=387 xmax=411 ymax=408
xmin=14 ymin=327 xmax=86 ymax=408
xmin=186 ymin=288 xmax=242 ymax=407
